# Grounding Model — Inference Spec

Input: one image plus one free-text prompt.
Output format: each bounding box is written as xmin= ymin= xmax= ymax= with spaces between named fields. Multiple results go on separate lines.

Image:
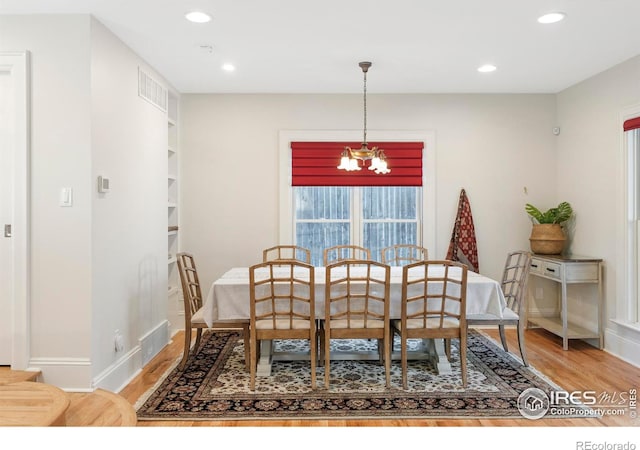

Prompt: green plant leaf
xmin=553 ymin=202 xmax=573 ymax=224
xmin=525 ymin=203 xmax=544 ymax=223
xmin=525 ymin=201 xmax=573 ymax=224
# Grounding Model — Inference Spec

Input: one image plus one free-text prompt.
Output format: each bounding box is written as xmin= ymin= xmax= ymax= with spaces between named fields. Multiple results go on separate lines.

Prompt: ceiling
xmin=2 ymin=0 xmax=640 ymax=94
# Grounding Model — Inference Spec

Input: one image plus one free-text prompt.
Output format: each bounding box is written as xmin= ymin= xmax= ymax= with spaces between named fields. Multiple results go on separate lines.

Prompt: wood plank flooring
xmin=119 ymin=327 xmax=640 ymax=427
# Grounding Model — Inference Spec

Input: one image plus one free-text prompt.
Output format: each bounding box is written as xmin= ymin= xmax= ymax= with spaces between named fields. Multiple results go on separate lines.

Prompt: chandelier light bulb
xmin=369 ymin=155 xmax=381 ymax=171
xmin=337 ymin=153 xmax=351 ymax=170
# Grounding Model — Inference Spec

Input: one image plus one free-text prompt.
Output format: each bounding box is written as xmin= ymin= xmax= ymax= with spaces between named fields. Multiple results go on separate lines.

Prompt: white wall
xmin=0 ymin=15 xmax=171 ymax=390
xmin=180 ymin=93 xmax=558 ymax=292
xmin=557 ymin=54 xmax=640 ymax=366
xmin=89 ymin=18 xmax=169 ymax=390
xmin=0 ymin=15 xmax=94 ymax=388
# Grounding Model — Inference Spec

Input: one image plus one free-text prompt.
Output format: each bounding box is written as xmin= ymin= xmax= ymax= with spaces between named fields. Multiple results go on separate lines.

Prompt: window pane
xmin=296 ymin=222 xmax=350 ymax=266
xmin=362 ymin=186 xmax=416 ymax=219
xmin=364 ymin=222 xmax=417 ymax=262
xmin=295 ymin=187 xmax=350 ymax=220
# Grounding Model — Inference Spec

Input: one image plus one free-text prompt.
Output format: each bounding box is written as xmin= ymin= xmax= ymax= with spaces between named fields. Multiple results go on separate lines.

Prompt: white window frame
xmin=358 ymin=186 xmax=423 ymax=248
xmin=292 ymin=186 xmax=422 ymax=263
xmin=279 ymin=130 xmax=436 ymax=256
xmin=621 ymin=103 xmax=640 ymax=326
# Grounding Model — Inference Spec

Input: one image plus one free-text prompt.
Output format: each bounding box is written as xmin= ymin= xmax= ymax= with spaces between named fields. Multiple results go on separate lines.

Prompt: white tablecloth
xmin=202 ymin=266 xmax=506 ymax=328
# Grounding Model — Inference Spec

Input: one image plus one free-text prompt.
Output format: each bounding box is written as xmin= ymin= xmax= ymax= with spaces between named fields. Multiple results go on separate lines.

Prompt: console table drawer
xmin=532 ymin=257 xmax=562 ymax=280
xmin=565 ymin=262 xmax=600 ymax=282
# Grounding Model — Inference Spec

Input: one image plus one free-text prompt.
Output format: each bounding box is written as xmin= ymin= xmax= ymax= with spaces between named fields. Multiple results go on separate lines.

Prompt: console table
xmin=527 ymin=254 xmax=603 ymax=350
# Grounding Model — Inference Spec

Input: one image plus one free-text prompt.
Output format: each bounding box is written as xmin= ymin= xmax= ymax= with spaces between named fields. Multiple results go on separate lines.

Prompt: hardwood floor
xmin=118 ymin=327 xmax=640 ymax=427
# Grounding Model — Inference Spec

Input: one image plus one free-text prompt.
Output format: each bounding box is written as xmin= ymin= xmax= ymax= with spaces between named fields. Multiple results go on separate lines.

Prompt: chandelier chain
xmin=363 ymin=68 xmax=367 ymax=145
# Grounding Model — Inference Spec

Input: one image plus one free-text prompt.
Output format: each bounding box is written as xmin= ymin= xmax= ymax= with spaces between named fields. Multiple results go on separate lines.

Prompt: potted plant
xmin=525 ymin=201 xmax=574 ymax=254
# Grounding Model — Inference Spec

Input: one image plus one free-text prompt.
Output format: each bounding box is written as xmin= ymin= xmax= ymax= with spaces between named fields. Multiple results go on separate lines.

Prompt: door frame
xmin=1 ymin=51 xmax=31 ymax=369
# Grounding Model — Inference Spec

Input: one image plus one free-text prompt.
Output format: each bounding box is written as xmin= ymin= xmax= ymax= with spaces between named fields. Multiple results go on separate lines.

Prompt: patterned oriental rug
xmin=136 ymin=330 xmax=573 ymax=421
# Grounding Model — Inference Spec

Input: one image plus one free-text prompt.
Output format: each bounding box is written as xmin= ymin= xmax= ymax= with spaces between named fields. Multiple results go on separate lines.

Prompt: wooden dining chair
xmin=323 ymin=260 xmax=391 ymax=388
xmin=466 ymin=250 xmax=532 ymax=366
xmin=249 ymin=260 xmax=317 ymax=390
xmin=381 ymin=244 xmax=429 ymax=266
xmin=323 ymin=245 xmax=371 ymax=266
xmin=392 ymin=260 xmax=468 ymax=389
xmin=176 ymin=252 xmax=250 ymax=371
xmin=262 ymin=245 xmax=311 ymax=264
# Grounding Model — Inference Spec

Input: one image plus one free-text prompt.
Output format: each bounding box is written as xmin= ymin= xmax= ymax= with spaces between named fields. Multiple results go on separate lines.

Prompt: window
xmin=278 ymin=130 xmax=437 ymax=266
xmin=294 ymin=186 xmax=421 ymax=266
xmin=625 ymin=114 xmax=640 ymax=323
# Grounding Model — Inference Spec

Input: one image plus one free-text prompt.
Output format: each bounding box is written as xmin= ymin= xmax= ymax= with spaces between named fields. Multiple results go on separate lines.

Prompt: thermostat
xmin=98 ymin=176 xmax=110 ymax=193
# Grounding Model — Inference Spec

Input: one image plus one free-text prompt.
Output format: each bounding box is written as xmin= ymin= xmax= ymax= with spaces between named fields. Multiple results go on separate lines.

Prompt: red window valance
xmin=291 ymin=141 xmax=423 ymax=186
xmin=624 ymin=117 xmax=640 ymax=132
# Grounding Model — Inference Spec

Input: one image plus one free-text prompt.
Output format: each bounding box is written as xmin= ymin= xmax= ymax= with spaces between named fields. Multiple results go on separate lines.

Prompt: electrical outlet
xmin=114 ymin=330 xmax=124 ymax=352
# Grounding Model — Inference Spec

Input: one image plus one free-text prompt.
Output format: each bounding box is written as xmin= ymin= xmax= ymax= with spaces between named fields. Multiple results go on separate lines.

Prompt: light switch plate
xmin=59 ymin=187 xmax=73 ymax=207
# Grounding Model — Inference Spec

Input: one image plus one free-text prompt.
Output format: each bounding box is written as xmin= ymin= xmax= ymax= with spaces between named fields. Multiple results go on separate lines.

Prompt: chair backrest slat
xmin=323 ymin=245 xmax=371 ymax=266
xmin=501 ymin=251 xmax=532 ymax=315
xmin=402 ymin=260 xmax=468 ymax=329
xmin=325 ymin=259 xmax=390 ymax=328
xmin=249 ymin=261 xmax=315 ymax=329
xmin=381 ymin=244 xmax=428 ymax=266
xmin=263 ymin=245 xmax=311 ymax=264
xmin=177 ymin=252 xmax=203 ymax=323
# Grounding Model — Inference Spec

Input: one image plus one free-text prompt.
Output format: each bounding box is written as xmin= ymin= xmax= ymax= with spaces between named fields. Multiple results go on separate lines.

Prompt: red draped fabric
xmin=446 ymin=189 xmax=479 ymax=273
xmin=623 ymin=117 xmax=640 ymax=132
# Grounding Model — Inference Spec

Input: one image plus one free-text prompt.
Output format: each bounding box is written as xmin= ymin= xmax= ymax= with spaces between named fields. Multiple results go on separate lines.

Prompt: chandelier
xmin=337 ymin=61 xmax=390 ymax=174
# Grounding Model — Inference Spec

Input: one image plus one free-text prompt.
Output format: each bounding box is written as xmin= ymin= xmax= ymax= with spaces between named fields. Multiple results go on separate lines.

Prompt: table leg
xmin=424 ymin=338 xmax=452 ymax=375
xmin=256 ymin=340 xmax=273 ymax=377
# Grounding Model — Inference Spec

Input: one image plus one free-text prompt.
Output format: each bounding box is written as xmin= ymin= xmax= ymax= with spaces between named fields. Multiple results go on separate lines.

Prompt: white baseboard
xmin=92 ymin=320 xmax=170 ymax=393
xmin=28 ymin=357 xmax=92 ymax=391
xmin=27 ymin=321 xmax=171 ymax=392
xmin=139 ymin=320 xmax=170 ymax=366
xmin=604 ymin=328 xmax=640 ymax=368
xmin=92 ymin=346 xmax=143 ymax=393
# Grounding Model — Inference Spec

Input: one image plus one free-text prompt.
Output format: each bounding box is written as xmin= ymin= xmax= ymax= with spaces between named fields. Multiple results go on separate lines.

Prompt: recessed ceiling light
xmin=185 ymin=11 xmax=211 ymax=23
xmin=477 ymin=64 xmax=497 ymax=73
xmin=222 ymin=63 xmax=235 ymax=72
xmin=537 ymin=12 xmax=566 ymax=24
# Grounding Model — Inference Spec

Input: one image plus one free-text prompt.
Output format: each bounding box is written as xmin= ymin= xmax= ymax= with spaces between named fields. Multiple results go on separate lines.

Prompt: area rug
xmin=135 ymin=330 xmax=573 ymax=420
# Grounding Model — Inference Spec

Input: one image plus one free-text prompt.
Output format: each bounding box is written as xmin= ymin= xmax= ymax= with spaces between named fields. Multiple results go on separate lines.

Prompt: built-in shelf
xmin=168 ymin=89 xmax=181 ymax=336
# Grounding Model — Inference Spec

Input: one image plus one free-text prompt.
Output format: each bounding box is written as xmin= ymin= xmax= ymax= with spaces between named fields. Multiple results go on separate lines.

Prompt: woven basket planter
xmin=529 ymin=223 xmax=566 ymax=254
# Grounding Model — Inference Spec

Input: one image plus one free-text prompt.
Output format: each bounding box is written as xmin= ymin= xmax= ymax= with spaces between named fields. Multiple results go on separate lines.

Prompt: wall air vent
xmin=138 ymin=67 xmax=168 ymax=112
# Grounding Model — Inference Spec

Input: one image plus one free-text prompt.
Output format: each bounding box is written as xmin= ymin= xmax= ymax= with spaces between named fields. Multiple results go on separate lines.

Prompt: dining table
xmin=202 ymin=265 xmax=507 ymax=376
